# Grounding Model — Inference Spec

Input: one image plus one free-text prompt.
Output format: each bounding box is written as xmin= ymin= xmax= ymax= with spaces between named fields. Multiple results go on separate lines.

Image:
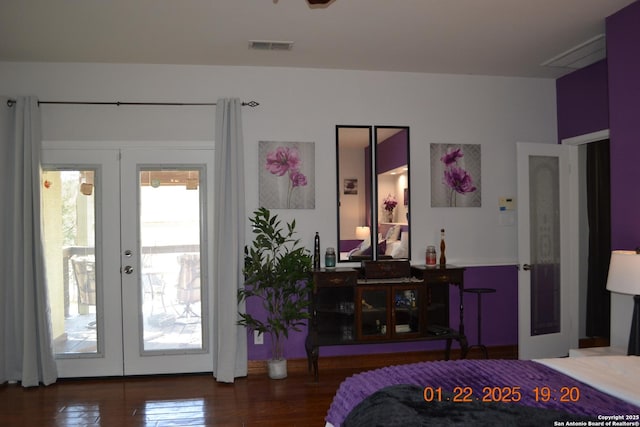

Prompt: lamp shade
xmin=355 ymin=226 xmax=370 ymax=241
xmin=606 ymin=250 xmax=640 ymax=295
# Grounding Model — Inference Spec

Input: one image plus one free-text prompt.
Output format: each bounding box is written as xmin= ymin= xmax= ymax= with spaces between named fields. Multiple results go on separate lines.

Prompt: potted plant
xmin=238 ymin=207 xmax=313 ymax=379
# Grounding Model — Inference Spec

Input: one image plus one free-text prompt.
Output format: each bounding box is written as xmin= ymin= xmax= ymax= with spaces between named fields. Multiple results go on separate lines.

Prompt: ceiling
xmin=0 ymin=0 xmax=635 ymax=78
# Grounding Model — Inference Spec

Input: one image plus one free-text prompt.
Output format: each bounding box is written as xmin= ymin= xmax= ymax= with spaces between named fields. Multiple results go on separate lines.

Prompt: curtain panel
xmin=0 ymin=96 xmax=58 ymax=387
xmin=213 ymin=98 xmax=248 ymax=382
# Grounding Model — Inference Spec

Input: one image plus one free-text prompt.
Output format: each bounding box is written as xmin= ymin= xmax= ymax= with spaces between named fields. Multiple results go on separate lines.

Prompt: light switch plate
xmin=499 ymin=197 xmax=516 ymax=211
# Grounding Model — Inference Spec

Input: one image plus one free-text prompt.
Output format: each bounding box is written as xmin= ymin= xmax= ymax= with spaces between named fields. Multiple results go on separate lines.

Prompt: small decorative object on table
xmin=325 ymin=247 xmax=336 ymax=268
xmin=313 ymin=232 xmax=321 ymax=270
xmin=426 ymin=245 xmax=436 ymax=267
xmin=439 ymin=228 xmax=446 ymax=266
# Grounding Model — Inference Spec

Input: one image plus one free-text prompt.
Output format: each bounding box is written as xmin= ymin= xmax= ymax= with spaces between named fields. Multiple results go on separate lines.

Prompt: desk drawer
xmin=314 ymin=269 xmax=358 ymax=287
xmin=420 ymin=268 xmax=464 ymax=284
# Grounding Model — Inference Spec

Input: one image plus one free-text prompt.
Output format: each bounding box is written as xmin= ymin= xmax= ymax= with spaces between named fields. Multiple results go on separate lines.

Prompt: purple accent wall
xmin=556 ymin=60 xmax=609 ymax=141
xmin=377 ymin=129 xmax=408 ymax=173
xmin=607 ymin=1 xmax=640 ymax=250
xmin=246 ymin=265 xmax=518 ymax=360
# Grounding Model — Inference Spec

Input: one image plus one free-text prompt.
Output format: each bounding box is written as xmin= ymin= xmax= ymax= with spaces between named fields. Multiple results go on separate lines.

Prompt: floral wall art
xmin=259 ymin=141 xmax=315 ymax=209
xmin=430 ymin=143 xmax=481 ymax=207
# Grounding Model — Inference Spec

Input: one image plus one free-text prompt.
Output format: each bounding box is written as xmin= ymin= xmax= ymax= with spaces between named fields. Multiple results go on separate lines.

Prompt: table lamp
xmin=606 ymin=249 xmax=640 ymax=355
xmin=355 ymin=226 xmax=371 ymax=244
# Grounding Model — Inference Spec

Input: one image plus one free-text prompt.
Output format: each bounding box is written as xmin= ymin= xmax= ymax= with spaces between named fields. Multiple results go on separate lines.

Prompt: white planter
xmin=267 ymin=359 xmax=287 ymax=379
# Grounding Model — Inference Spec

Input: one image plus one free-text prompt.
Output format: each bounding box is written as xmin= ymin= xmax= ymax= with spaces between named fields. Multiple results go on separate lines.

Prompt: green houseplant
xmin=238 ymin=207 xmax=313 ymax=379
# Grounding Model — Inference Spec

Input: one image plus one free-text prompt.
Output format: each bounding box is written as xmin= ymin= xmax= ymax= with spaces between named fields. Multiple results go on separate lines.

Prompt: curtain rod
xmin=6 ymin=99 xmax=260 ymax=108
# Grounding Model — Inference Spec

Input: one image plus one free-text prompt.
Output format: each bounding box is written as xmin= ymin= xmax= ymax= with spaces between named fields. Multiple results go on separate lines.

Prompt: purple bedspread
xmin=326 ymin=359 xmax=640 ymax=427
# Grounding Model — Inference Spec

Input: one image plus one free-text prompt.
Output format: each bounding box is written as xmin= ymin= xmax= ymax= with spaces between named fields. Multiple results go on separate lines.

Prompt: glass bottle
xmin=313 ymin=232 xmax=321 ymax=270
xmin=325 ymin=247 xmax=336 ymax=268
xmin=439 ymin=228 xmax=446 ymax=266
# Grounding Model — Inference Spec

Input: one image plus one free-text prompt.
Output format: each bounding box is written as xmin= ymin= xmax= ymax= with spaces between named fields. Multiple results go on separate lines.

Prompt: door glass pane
xmin=316 ymin=287 xmax=355 ymax=343
xmin=43 ymin=170 xmax=98 ymax=355
xmin=139 ymin=169 xmax=204 ymax=351
xmin=529 ymin=155 xmax=561 ymax=335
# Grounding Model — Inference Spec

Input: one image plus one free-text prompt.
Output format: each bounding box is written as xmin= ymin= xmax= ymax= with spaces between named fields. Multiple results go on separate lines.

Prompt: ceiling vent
xmin=248 ymin=40 xmax=294 ymax=51
xmin=541 ymin=34 xmax=606 ymax=70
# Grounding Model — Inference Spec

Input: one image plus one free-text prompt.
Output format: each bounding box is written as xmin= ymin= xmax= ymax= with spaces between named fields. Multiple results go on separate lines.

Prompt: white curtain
xmin=0 ymin=96 xmax=58 ymax=387
xmin=213 ymin=98 xmax=248 ymax=382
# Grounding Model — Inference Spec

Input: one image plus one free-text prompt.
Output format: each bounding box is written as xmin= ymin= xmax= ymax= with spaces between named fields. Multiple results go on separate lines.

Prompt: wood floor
xmin=0 ymin=369 xmax=353 ymax=427
xmin=0 ymin=347 xmax=516 ymax=427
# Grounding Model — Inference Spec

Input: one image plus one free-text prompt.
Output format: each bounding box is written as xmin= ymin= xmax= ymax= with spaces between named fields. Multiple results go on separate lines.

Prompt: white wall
xmin=0 ymin=62 xmax=558 ymax=265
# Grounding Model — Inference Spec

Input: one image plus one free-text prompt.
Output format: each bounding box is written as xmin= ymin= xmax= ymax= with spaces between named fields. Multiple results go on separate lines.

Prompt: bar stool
xmin=463 ymin=287 xmax=496 ymax=359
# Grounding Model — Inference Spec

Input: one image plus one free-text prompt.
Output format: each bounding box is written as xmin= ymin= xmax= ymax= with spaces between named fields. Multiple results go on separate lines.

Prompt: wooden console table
xmin=305 ymin=263 xmax=468 ymax=381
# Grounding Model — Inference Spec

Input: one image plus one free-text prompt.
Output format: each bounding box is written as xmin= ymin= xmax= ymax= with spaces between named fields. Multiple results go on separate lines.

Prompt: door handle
xmin=522 ymin=264 xmax=531 ymax=271
xmin=123 ymin=265 xmax=134 ymax=274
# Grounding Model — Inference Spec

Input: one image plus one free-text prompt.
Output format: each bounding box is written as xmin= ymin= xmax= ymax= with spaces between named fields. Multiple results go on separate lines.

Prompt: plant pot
xmin=267 ymin=358 xmax=287 ymax=379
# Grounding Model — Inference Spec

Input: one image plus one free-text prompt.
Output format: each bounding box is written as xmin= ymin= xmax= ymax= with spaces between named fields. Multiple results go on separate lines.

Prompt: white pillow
xmin=390 ymin=237 xmax=408 ymax=258
xmin=349 ymin=239 xmax=371 ymax=257
xmin=385 ymin=240 xmax=400 ymax=256
xmin=385 ymin=225 xmax=401 ymax=241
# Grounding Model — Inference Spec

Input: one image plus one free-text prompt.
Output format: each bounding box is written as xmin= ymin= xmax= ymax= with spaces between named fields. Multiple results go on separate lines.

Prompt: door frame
xmin=561 ymin=130 xmax=619 ymax=344
xmin=42 ymin=140 xmax=215 ymax=377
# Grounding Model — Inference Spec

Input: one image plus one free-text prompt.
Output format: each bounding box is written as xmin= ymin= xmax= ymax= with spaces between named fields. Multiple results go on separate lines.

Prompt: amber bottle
xmin=439 ymin=228 xmax=446 ymax=266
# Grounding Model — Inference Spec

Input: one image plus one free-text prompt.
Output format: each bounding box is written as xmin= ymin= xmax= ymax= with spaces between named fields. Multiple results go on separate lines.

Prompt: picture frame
xmin=344 ymin=178 xmax=358 ymax=195
xmin=259 ymin=141 xmax=316 ymax=209
xmin=430 ymin=143 xmax=481 ymax=207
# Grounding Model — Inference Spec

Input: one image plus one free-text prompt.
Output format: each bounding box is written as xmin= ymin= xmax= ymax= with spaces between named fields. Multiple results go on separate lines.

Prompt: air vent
xmin=248 ymin=40 xmax=294 ymax=51
xmin=542 ymin=34 xmax=606 ymax=69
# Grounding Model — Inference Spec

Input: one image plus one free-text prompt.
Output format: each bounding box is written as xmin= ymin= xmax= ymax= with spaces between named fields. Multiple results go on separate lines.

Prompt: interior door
xmin=516 ymin=142 xmax=579 ymax=359
xmin=42 ymin=145 xmax=214 ymax=377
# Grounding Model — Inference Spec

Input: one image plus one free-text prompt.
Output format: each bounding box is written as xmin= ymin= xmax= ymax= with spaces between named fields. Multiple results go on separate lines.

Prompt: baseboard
xmin=578 ymin=336 xmax=610 ymax=348
xmin=247 ymin=345 xmax=518 ymax=376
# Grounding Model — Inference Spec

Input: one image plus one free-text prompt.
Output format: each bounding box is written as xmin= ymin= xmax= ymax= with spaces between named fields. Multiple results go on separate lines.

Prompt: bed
xmin=325 ymin=356 xmax=640 ymax=427
xmin=341 ymin=224 xmax=409 ymax=261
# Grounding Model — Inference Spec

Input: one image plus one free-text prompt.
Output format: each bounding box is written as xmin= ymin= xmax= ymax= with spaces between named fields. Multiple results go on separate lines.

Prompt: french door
xmin=42 ymin=145 xmax=214 ymax=377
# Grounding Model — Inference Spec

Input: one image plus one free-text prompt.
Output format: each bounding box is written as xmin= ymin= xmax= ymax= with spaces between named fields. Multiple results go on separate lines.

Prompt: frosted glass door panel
xmin=528 ymin=155 xmax=561 ymax=335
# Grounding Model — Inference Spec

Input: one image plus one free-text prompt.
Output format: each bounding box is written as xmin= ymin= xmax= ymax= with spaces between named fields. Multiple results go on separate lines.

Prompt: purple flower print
xmin=444 ymin=165 xmax=476 ymax=194
xmin=439 ymin=146 xmax=477 ymax=207
xmin=287 ymin=170 xmax=308 ymax=208
xmin=265 ymin=145 xmax=309 ymax=208
xmin=440 ymin=148 xmax=463 ymax=166
xmin=265 ymin=147 xmax=302 ymax=177
xmin=443 ymin=165 xmax=476 ymax=206
xmin=289 ymin=170 xmax=308 ymax=188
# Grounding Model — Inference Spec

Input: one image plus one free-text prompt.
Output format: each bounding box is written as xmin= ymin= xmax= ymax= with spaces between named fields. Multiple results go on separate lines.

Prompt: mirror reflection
xmin=336 ymin=125 xmax=410 ymax=262
xmin=375 ymin=126 xmax=410 ymax=260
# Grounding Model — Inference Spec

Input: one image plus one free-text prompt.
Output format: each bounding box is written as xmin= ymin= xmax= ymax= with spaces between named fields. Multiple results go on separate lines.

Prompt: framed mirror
xmin=336 ymin=125 xmax=410 ymax=262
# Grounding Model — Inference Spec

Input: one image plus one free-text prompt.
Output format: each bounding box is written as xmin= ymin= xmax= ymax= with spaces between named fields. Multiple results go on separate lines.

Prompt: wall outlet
xmin=254 ymin=330 xmax=264 ymax=345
